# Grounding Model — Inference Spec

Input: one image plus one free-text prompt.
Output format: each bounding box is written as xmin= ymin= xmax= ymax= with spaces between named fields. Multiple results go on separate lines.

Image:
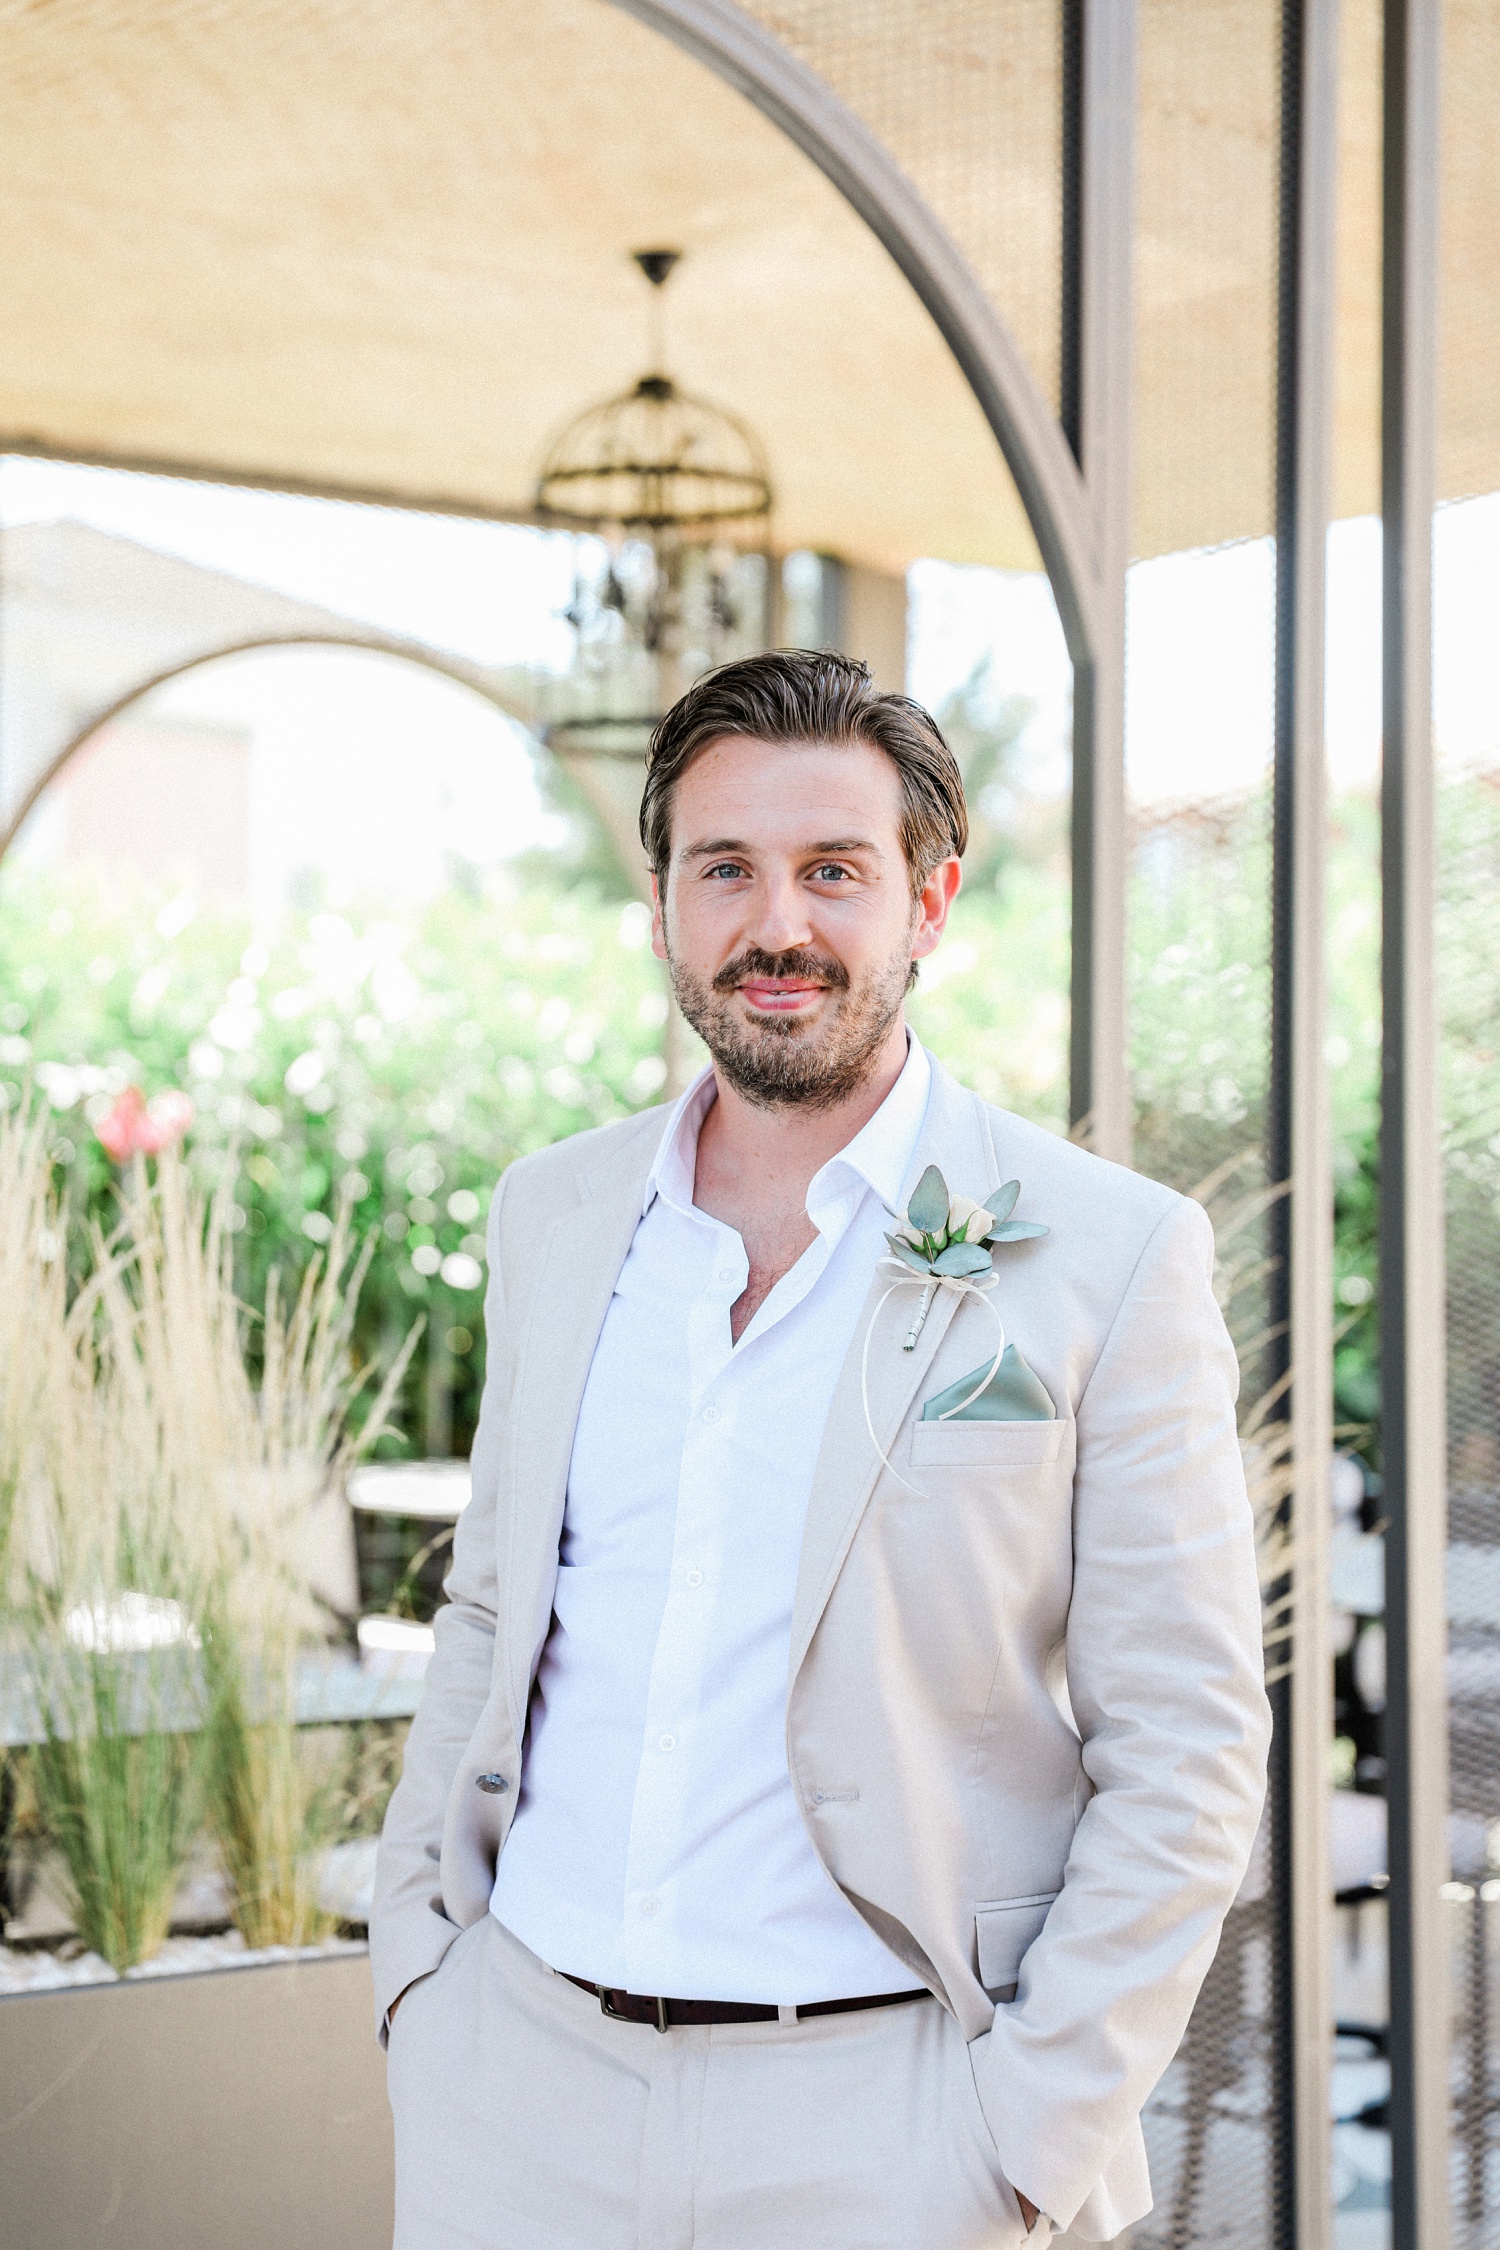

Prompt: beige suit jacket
xmin=371 ymin=1056 xmax=1271 ymax=2240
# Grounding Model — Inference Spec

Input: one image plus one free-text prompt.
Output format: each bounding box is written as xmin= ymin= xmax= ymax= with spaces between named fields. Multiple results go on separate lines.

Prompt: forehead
xmin=670 ymin=733 xmax=903 ymax=843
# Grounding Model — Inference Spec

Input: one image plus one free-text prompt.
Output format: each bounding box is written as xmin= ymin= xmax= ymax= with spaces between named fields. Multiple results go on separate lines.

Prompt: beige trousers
xmin=387 ymin=1914 xmax=1047 ymax=2250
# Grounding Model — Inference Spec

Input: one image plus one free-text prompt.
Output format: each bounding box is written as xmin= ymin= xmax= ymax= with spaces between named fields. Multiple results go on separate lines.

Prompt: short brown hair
xmin=640 ymin=649 xmax=968 ymax=896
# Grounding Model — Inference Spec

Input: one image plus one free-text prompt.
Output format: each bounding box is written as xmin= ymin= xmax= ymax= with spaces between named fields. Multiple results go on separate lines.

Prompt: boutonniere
xmin=883 ymin=1165 xmax=1048 ymax=1350
xmin=860 ymin=1165 xmax=1049 ymax=1494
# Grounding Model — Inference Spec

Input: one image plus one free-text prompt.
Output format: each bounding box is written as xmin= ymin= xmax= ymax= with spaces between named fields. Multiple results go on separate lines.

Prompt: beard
xmin=665 ymin=938 xmax=913 ymax=1111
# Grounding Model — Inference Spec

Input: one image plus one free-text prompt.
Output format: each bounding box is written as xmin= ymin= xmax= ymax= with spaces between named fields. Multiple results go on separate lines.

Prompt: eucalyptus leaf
xmin=984 ymin=1180 xmax=1021 ymax=1223
xmin=889 ymin=1238 xmax=935 ymax=1275
xmin=906 ymin=1165 xmax=950 ymax=1234
xmin=990 ymin=1219 xmax=1049 ymax=1242
xmin=932 ymin=1242 xmax=995 ymax=1277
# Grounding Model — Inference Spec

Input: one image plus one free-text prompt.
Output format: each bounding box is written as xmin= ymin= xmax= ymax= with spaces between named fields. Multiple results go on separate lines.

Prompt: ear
xmin=650 ymin=872 xmax=668 ymax=963
xmin=910 ymin=855 xmax=963 ymax=964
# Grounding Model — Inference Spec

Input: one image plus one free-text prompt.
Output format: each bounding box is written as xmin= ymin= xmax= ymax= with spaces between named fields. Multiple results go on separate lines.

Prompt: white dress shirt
xmin=490 ymin=1036 xmax=932 ymax=2003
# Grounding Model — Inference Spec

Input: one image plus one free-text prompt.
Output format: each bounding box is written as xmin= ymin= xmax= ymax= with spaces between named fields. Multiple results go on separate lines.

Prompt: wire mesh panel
xmin=1439 ymin=2 xmax=1500 ymax=2239
xmin=1442 ymin=769 xmax=1500 ymax=2246
xmin=1126 ymin=5 xmax=1283 ymax=2244
xmin=735 ymin=0 xmax=1065 ymax=416
xmin=1127 ymin=788 xmax=1280 ymax=2250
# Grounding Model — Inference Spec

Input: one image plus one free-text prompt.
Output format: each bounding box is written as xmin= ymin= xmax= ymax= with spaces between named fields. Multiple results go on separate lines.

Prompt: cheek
xmin=662 ymin=886 xmax=739 ymax=976
xmin=815 ymin=898 xmax=917 ymax=975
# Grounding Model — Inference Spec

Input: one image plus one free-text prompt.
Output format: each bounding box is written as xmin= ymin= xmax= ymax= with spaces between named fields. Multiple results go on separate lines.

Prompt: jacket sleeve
xmin=368 ymin=1167 xmax=513 ymax=2040
xmin=969 ymin=1192 xmax=1272 ymax=2232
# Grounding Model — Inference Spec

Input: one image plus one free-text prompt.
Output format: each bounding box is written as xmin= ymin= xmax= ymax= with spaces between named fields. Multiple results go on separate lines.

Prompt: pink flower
xmin=94 ymin=1086 xmax=195 ymax=1161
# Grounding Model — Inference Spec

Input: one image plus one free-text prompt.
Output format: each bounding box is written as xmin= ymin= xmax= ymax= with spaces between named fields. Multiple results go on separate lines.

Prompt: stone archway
xmin=0 ymin=615 xmax=701 ymax=1083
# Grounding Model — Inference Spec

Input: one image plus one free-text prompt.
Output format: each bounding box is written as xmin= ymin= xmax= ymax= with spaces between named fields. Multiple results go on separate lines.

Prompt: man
xmin=373 ymin=650 xmax=1270 ymax=2249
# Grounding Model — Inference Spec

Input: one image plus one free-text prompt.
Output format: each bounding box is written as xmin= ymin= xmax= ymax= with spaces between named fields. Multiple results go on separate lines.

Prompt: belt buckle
xmin=596 ymin=1985 xmax=672 ymax=2033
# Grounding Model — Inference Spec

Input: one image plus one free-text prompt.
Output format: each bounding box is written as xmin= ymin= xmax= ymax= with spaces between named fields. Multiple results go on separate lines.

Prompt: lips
xmin=738 ymin=979 xmax=824 ymax=1012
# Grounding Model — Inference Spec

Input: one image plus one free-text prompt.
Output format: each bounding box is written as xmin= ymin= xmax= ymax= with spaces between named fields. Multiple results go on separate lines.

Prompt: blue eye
xmin=815 ymin=864 xmax=849 ymax=881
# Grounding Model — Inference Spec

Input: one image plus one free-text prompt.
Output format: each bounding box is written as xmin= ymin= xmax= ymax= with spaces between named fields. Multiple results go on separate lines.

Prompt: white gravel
xmin=0 ymin=1926 xmax=367 ymax=1995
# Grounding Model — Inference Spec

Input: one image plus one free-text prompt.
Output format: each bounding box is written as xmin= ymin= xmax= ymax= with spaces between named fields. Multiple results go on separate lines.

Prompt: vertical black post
xmin=1268 ymin=3 xmax=1339 ymax=2244
xmin=1059 ymin=0 xmax=1134 ymax=1164
xmin=1381 ymin=5 xmax=1448 ymax=2246
xmin=1059 ymin=0 xmax=1085 ymax=469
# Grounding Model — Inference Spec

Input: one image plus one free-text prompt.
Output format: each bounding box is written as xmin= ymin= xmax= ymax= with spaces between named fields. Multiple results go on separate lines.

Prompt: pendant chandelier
xmin=536 ymin=250 xmax=774 ymax=759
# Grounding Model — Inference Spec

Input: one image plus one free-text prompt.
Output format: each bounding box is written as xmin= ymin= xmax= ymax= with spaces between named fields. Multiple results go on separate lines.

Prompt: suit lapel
xmin=788 ymin=1062 xmax=1001 ymax=1683
xmin=504 ymin=1141 xmax=656 ymax=1735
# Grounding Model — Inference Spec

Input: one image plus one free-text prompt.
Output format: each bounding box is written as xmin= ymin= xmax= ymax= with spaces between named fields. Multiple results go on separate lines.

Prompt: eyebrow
xmin=679 ymin=836 xmax=884 ymax=862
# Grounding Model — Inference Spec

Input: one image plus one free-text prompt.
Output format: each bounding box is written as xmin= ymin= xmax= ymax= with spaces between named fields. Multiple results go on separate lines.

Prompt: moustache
xmin=712 ymin=946 xmax=852 ymax=997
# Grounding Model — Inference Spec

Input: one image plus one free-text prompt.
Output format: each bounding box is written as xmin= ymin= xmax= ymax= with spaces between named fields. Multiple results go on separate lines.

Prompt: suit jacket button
xmin=475 ymin=1772 xmax=509 ymax=1795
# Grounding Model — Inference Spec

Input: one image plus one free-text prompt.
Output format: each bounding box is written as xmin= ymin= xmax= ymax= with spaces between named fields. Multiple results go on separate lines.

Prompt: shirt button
xmin=686 ymin=1569 xmax=704 ymax=1588
xmin=702 ymin=1405 xmax=720 ymax=1423
xmin=639 ymin=1897 xmax=659 ymax=1917
xmin=658 ymin=1733 xmax=677 ymax=1752
xmin=717 ymin=1267 xmax=737 ymax=1283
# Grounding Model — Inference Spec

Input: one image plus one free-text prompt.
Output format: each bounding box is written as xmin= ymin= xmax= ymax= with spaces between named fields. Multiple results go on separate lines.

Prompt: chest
xmin=560 ymin=1200 xmax=876 ymax=1567
xmin=731 ymin=1207 xmax=819 ymax=1340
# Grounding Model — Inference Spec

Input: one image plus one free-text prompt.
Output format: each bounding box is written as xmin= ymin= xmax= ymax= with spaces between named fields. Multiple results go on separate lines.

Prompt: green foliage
xmin=1441 ymin=769 xmax=1500 ymax=1499
xmin=198 ymin=1624 xmax=335 ymax=1953
xmin=1129 ymin=795 xmax=1273 ymax=1190
xmin=1333 ymin=1128 xmax=1379 ymax=1436
xmin=907 ymin=871 xmax=1071 ymax=1126
xmin=26 ymin=1654 xmax=203 ymax=1972
xmin=0 ymin=868 xmax=674 ymax=1462
xmin=936 ymin=660 xmax=1050 ymax=896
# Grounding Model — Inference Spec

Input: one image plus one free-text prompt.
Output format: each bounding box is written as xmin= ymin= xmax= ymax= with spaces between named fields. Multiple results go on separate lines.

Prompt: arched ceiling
xmin=0 ymin=0 xmax=1037 ymax=575
xmin=0 ymin=0 xmax=1493 ymax=574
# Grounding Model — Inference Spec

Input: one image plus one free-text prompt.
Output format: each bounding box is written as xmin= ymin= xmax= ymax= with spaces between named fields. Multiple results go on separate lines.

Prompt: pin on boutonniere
xmin=884 ymin=1165 xmax=1048 ymax=1351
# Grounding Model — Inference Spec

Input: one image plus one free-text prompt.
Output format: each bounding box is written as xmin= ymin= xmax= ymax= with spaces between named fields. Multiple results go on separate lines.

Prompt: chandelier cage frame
xmin=535 ymin=374 xmax=774 ymax=536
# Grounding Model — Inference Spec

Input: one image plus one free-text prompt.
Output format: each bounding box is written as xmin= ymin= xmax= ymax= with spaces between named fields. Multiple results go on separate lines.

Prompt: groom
xmin=372 ymin=650 xmax=1270 ymax=2248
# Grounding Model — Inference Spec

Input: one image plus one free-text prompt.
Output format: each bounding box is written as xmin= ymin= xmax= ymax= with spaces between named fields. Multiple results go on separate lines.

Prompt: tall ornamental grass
xmin=0 ymin=1102 xmax=416 ymax=1968
xmin=1191 ymin=1150 xmax=1297 ymax=1678
xmin=3 ymin=1122 xmax=212 ymax=1967
xmin=194 ymin=1196 xmax=416 ymax=1948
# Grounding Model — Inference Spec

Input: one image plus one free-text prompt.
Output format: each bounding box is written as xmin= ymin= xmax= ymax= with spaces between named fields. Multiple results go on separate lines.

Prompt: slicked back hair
xmin=640 ymin=649 xmax=968 ymax=899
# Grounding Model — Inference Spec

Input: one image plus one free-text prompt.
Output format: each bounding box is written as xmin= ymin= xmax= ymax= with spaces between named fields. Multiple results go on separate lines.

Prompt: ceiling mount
xmin=632 ymin=248 xmax=682 ymax=290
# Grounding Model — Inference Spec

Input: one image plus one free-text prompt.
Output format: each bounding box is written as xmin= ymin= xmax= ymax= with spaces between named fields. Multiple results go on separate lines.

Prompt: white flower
xmin=946 ymin=1193 xmax=995 ymax=1245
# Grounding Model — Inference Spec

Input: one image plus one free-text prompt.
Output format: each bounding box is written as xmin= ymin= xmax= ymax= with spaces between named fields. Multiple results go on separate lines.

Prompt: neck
xmin=696 ymin=1013 xmax=911 ymax=1203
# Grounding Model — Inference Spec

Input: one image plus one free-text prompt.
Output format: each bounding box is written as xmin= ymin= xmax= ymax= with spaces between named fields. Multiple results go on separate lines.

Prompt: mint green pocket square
xmin=921 ymin=1344 xmax=1056 ymax=1423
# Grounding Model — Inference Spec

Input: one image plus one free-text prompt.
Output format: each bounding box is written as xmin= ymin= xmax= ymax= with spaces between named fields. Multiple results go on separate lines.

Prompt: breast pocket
xmin=975 ymin=1890 xmax=1060 ymax=1992
xmin=909 ymin=1418 xmax=1069 ymax=1470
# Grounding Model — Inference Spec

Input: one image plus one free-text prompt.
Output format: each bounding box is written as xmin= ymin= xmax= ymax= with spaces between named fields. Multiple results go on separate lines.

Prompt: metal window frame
xmin=1380 ymin=4 xmax=1450 ymax=2247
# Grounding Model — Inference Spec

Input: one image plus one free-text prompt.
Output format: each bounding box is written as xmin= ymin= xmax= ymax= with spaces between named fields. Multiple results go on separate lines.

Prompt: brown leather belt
xmin=561 ymin=1974 xmax=927 ymax=2034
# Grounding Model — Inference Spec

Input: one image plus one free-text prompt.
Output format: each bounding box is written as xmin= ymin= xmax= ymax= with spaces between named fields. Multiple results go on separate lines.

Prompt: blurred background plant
xmin=197 ymin=1195 xmax=416 ymax=1949
xmin=2 ymin=1118 xmax=218 ymax=1968
xmin=0 ymin=1104 xmax=416 ymax=1970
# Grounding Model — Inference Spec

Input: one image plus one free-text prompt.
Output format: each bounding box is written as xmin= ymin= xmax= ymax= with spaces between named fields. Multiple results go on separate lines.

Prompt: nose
xmin=745 ymin=866 xmax=813 ymax=956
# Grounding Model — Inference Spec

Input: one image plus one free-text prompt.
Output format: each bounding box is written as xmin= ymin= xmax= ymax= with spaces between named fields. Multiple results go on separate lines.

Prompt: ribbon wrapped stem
xmin=902 ymin=1281 xmax=938 ymax=1352
xmin=861 ymin=1260 xmax=1007 ymax=1497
